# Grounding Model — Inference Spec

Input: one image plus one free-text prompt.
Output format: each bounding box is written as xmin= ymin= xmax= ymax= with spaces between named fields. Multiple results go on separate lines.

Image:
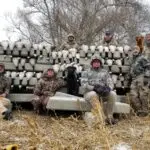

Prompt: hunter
xmin=81 ymin=54 xmax=118 ymax=125
xmin=129 ymin=45 xmax=150 ymax=117
xmin=32 ymin=68 xmax=66 ymax=114
xmin=60 ymin=34 xmax=79 ymax=50
xmin=0 ymin=63 xmax=12 ymax=120
xmin=103 ymin=31 xmax=118 ymax=46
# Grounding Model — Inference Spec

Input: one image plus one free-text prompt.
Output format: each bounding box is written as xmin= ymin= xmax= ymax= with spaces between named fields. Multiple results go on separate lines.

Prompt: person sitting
xmin=0 ymin=63 xmax=12 ymax=120
xmin=32 ymin=68 xmax=66 ymax=114
xmin=81 ymin=54 xmax=118 ymax=125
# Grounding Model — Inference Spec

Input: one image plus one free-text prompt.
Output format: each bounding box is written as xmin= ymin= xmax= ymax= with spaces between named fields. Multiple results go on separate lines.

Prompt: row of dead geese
xmin=5 ymin=71 xmax=126 ymax=88
xmin=0 ymin=40 xmax=131 ymax=54
xmin=11 ymin=57 xmax=129 ymax=70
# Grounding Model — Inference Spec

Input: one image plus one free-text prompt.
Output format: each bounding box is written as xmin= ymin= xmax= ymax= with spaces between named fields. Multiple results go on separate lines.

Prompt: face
xmin=47 ymin=69 xmax=54 ymax=77
xmin=68 ymin=36 xmax=74 ymax=42
xmin=145 ymin=34 xmax=150 ymax=47
xmin=92 ymin=60 xmax=101 ymax=69
xmin=0 ymin=65 xmax=4 ymax=73
xmin=104 ymin=34 xmax=113 ymax=43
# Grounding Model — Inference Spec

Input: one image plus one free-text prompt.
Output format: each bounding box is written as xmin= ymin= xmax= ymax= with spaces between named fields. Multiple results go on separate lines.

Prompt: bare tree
xmin=4 ymin=0 xmax=150 ymax=45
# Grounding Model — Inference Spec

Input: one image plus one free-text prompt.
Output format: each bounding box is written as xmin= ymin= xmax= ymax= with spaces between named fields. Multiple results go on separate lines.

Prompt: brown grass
xmin=0 ymin=110 xmax=150 ymax=150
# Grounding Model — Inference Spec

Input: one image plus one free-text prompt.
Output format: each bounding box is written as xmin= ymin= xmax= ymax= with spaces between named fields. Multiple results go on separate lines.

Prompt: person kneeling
xmin=81 ymin=55 xmax=117 ymax=125
xmin=32 ymin=68 xmax=66 ymax=114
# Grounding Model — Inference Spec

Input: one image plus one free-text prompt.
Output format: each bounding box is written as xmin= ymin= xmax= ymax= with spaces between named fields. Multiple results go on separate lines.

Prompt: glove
xmin=93 ymin=84 xmax=111 ymax=97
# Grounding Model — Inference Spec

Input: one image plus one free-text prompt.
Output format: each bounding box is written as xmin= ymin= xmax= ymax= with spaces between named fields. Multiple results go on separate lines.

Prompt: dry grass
xmin=0 ymin=110 xmax=150 ymax=150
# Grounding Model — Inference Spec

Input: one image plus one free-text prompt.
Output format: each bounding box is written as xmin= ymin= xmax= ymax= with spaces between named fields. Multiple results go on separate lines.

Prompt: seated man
xmin=32 ymin=68 xmax=66 ymax=114
xmin=0 ymin=63 xmax=12 ymax=120
xmin=81 ymin=55 xmax=117 ymax=125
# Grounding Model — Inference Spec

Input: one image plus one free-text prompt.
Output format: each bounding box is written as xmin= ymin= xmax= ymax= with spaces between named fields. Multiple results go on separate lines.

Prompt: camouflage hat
xmin=67 ymin=34 xmax=75 ymax=38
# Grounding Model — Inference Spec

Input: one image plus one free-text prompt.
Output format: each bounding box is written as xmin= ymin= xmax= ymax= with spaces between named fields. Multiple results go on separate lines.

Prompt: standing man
xmin=103 ymin=31 xmax=118 ymax=46
xmin=81 ymin=54 xmax=117 ymax=125
xmin=144 ymin=33 xmax=150 ymax=59
xmin=129 ymin=47 xmax=150 ymax=117
xmin=0 ymin=63 xmax=12 ymax=120
xmin=32 ymin=68 xmax=66 ymax=114
xmin=60 ymin=34 xmax=79 ymax=50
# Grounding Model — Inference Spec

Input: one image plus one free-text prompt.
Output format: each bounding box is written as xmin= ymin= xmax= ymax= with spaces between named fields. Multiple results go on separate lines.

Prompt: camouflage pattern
xmin=32 ymin=69 xmax=66 ymax=114
xmin=144 ymin=46 xmax=150 ymax=59
xmin=129 ymin=54 xmax=149 ymax=79
xmin=129 ymin=51 xmax=150 ymax=116
xmin=130 ymin=75 xmax=150 ymax=116
xmin=81 ymin=54 xmax=116 ymax=121
xmin=60 ymin=34 xmax=79 ymax=50
xmin=0 ymin=64 xmax=12 ymax=117
xmin=103 ymin=38 xmax=118 ymax=46
xmin=81 ymin=55 xmax=114 ymax=92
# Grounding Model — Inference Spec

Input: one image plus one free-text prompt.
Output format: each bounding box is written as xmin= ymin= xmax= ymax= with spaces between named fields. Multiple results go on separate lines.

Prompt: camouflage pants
xmin=32 ymin=95 xmax=49 ymax=114
xmin=84 ymin=91 xmax=116 ymax=119
xmin=0 ymin=96 xmax=12 ymax=116
xmin=130 ymin=76 xmax=150 ymax=114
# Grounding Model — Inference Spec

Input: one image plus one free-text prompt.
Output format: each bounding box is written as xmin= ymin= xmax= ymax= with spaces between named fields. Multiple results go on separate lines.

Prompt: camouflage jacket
xmin=102 ymin=38 xmax=118 ymax=46
xmin=129 ymin=54 xmax=149 ymax=79
xmin=34 ymin=72 xmax=66 ymax=97
xmin=60 ymin=41 xmax=79 ymax=50
xmin=81 ymin=55 xmax=114 ymax=93
xmin=144 ymin=46 xmax=150 ymax=59
xmin=0 ymin=74 xmax=11 ymax=95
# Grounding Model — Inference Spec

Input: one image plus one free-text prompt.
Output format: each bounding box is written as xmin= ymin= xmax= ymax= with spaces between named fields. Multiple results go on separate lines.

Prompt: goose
xmin=115 ymin=59 xmax=122 ymax=66
xmin=12 ymin=57 xmax=20 ymax=67
xmin=106 ymin=59 xmax=113 ymax=66
xmin=117 ymin=46 xmax=124 ymax=53
xmin=62 ymin=50 xmax=69 ymax=59
xmin=1 ymin=41 xmax=9 ymax=50
xmin=60 ymin=63 xmax=67 ymax=72
xmin=76 ymin=53 xmax=80 ymax=63
xmin=53 ymin=64 xmax=60 ymax=73
xmin=111 ymin=74 xmax=118 ymax=84
xmin=19 ymin=71 xmax=26 ymax=80
xmin=104 ymin=46 xmax=109 ymax=52
xmin=9 ymin=42 xmax=16 ymax=50
xmin=90 ymin=45 xmax=96 ymax=54
xmin=109 ymin=45 xmax=116 ymax=53
xmin=11 ymin=71 xmax=18 ymax=79
xmin=81 ymin=45 xmax=88 ymax=58
xmin=52 ymin=51 xmax=58 ymax=64
xmin=36 ymin=72 xmax=42 ymax=79
xmin=29 ymin=58 xmax=36 ymax=67
xmin=69 ymin=48 xmax=77 ymax=57
xmin=97 ymin=45 xmax=103 ymax=53
xmin=5 ymin=71 xmax=11 ymax=78
xmin=124 ymin=45 xmax=131 ymax=54
xmin=20 ymin=58 xmax=26 ymax=67
xmin=26 ymin=72 xmax=34 ymax=80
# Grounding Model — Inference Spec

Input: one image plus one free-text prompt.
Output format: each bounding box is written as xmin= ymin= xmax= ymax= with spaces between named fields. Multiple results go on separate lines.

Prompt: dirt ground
xmin=0 ymin=110 xmax=150 ymax=150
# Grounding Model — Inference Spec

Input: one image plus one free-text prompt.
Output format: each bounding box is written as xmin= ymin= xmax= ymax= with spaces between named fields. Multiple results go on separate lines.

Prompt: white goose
xmin=109 ymin=45 xmax=116 ymax=53
xmin=90 ymin=45 xmax=96 ymax=54
xmin=124 ymin=45 xmax=131 ymax=54
xmin=1 ymin=41 xmax=9 ymax=50
xmin=36 ymin=72 xmax=42 ymax=79
xmin=112 ymin=74 xmax=118 ymax=84
xmin=53 ymin=64 xmax=60 ymax=73
xmin=12 ymin=57 xmax=20 ymax=67
xmin=97 ymin=45 xmax=103 ymax=53
xmin=117 ymin=46 xmax=124 ymax=53
xmin=26 ymin=72 xmax=34 ymax=80
xmin=5 ymin=71 xmax=11 ymax=78
xmin=106 ymin=59 xmax=113 ymax=66
xmin=11 ymin=71 xmax=18 ymax=79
